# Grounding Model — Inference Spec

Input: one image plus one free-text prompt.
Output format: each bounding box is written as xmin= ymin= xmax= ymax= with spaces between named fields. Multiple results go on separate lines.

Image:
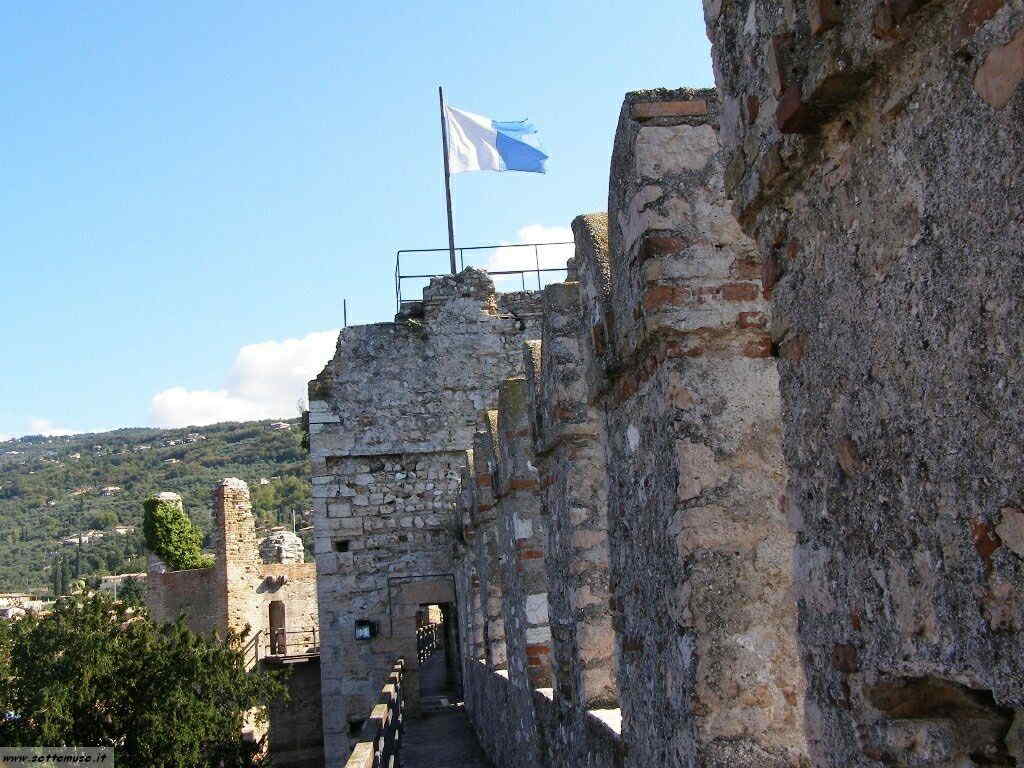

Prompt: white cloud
xmin=150 ymin=329 xmax=339 ymax=429
xmin=28 ymin=419 xmax=76 ymax=437
xmin=0 ymin=419 xmax=112 ymax=440
xmin=485 ymin=224 xmax=575 ymax=289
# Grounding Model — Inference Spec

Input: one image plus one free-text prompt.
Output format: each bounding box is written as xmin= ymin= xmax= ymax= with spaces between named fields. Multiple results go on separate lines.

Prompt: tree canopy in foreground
xmin=0 ymin=595 xmax=286 ymax=768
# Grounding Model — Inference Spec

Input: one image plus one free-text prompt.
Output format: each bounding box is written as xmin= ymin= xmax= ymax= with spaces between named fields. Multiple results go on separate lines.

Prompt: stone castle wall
xmin=311 ymin=8 xmax=1024 ymax=765
xmin=452 ymin=88 xmax=804 ymax=768
xmin=146 ymin=566 xmax=218 ymax=637
xmin=147 ymin=480 xmax=318 ymax=654
xmin=308 ymin=272 xmax=543 ymax=767
xmin=705 ymin=1 xmax=1024 ymax=765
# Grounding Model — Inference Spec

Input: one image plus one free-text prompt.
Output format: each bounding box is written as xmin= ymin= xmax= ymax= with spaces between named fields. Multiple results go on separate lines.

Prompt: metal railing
xmin=244 ymin=627 xmax=320 ymax=666
xmin=416 ymin=622 xmax=443 ymax=664
xmin=394 ymin=242 xmax=574 ymax=314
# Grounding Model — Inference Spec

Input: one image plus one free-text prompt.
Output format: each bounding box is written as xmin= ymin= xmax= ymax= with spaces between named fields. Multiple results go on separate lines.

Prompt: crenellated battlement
xmin=310 ymin=7 xmax=1024 ymax=765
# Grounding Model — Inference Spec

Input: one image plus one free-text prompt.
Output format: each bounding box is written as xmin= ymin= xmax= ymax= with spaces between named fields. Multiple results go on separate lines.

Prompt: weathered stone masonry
xmin=146 ymin=481 xmax=321 ymax=768
xmin=706 ymin=1 xmax=1024 ymax=765
xmin=311 ymin=8 xmax=1024 ymax=764
xmin=307 ymin=270 xmax=543 ymax=767
xmin=604 ymin=88 xmax=805 ymax=768
xmin=452 ymin=88 xmax=804 ymax=768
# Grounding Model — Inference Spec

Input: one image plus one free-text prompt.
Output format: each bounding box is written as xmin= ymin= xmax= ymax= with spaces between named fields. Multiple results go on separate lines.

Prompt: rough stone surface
xmin=146 ymin=478 xmax=321 ymax=767
xmin=260 ymin=529 xmax=305 ymax=564
xmin=596 ymin=88 xmax=806 ymax=768
xmin=464 ymin=662 xmax=622 ymax=768
xmin=531 ymin=281 xmax=618 ymax=768
xmin=706 ymin=1 xmax=1024 ymax=765
xmin=309 ymin=11 xmax=1024 ymax=764
xmin=450 ymin=89 xmax=801 ymax=767
xmin=308 ymin=269 xmax=543 ymax=767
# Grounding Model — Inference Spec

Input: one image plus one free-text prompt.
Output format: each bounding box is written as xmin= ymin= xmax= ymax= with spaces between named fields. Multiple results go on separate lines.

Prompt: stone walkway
xmin=401 ymin=651 xmax=492 ymax=768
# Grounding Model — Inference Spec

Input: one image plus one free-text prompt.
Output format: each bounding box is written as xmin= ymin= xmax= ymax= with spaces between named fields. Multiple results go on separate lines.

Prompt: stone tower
xmin=213 ymin=478 xmax=263 ymax=638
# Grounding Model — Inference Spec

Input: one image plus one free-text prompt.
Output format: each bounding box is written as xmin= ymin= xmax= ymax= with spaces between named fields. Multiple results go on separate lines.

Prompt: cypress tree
xmin=51 ymin=556 xmax=62 ymax=597
xmin=59 ymin=557 xmax=70 ymax=596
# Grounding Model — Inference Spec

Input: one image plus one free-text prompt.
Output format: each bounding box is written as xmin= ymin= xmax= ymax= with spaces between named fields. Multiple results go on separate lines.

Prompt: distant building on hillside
xmin=60 ymin=530 xmax=105 ymax=546
xmin=100 ymin=486 xmax=122 ymax=496
xmin=268 ymin=422 xmax=292 ymax=431
xmin=0 ymin=593 xmax=47 ymax=616
xmin=99 ymin=572 xmax=145 ymax=596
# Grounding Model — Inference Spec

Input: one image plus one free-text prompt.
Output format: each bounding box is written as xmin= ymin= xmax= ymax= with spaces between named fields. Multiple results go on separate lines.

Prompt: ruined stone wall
xmin=705 ymin=1 xmax=1024 ymax=764
xmin=146 ymin=566 xmax=218 ymax=636
xmin=145 ymin=479 xmax=322 ymax=767
xmin=307 ymin=269 xmax=543 ymax=767
xmin=259 ymin=562 xmax=319 ymax=650
xmin=214 ymin=478 xmax=266 ymax=638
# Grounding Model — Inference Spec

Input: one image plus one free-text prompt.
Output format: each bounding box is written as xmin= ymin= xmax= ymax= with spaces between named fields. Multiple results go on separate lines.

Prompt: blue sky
xmin=0 ymin=1 xmax=713 ymax=439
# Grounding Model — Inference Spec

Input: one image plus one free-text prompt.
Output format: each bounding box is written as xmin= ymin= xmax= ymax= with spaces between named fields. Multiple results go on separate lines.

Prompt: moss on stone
xmin=143 ymin=494 xmax=212 ymax=571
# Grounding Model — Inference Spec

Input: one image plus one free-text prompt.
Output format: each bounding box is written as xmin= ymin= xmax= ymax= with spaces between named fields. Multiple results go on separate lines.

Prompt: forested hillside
xmin=0 ymin=419 xmax=310 ymax=592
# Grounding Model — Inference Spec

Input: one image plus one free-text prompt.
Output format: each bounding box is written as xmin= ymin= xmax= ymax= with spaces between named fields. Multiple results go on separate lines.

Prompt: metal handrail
xmin=269 ymin=626 xmax=319 ymax=656
xmin=416 ymin=622 xmax=443 ymax=664
xmin=394 ymin=242 xmax=573 ymax=313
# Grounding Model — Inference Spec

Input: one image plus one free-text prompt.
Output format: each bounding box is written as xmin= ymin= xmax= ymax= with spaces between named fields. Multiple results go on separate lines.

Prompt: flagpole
xmin=438 ymin=86 xmax=457 ymax=275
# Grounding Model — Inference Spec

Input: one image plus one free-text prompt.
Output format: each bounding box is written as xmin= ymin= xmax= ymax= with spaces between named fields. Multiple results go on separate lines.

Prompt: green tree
xmin=117 ymin=575 xmax=146 ymax=607
xmin=60 ymin=557 xmax=70 ymax=596
xmin=87 ymin=508 xmax=118 ymax=530
xmin=142 ymin=495 xmax=212 ymax=570
xmin=250 ymin=483 xmax=280 ymax=529
xmin=50 ymin=556 xmax=62 ymax=597
xmin=251 ymin=476 xmax=309 ymax=529
xmin=0 ymin=594 xmax=286 ymax=768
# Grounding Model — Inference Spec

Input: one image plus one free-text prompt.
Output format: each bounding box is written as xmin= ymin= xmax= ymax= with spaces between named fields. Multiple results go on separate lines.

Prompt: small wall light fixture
xmin=354 ymin=619 xmax=377 ymax=641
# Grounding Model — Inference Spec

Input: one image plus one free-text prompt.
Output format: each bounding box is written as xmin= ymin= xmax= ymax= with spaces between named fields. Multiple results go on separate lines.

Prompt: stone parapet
xmin=572 ymin=213 xmax=613 ymax=403
xmin=705 ymin=1 xmax=1024 ymax=765
xmin=533 ymin=282 xmax=616 ymax=715
xmin=588 ymin=88 xmax=807 ymax=768
xmin=464 ymin=660 xmax=623 ymax=768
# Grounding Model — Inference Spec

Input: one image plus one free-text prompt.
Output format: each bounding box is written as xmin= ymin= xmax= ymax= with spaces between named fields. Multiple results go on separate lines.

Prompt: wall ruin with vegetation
xmin=146 ymin=478 xmax=322 ymax=768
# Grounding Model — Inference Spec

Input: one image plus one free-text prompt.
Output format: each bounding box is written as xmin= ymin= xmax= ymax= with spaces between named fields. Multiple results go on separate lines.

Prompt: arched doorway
xmin=269 ymin=600 xmax=286 ymax=655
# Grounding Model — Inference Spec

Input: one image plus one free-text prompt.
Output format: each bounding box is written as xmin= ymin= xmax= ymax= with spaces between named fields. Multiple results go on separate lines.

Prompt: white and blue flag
xmin=445 ymin=105 xmax=548 ymax=174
